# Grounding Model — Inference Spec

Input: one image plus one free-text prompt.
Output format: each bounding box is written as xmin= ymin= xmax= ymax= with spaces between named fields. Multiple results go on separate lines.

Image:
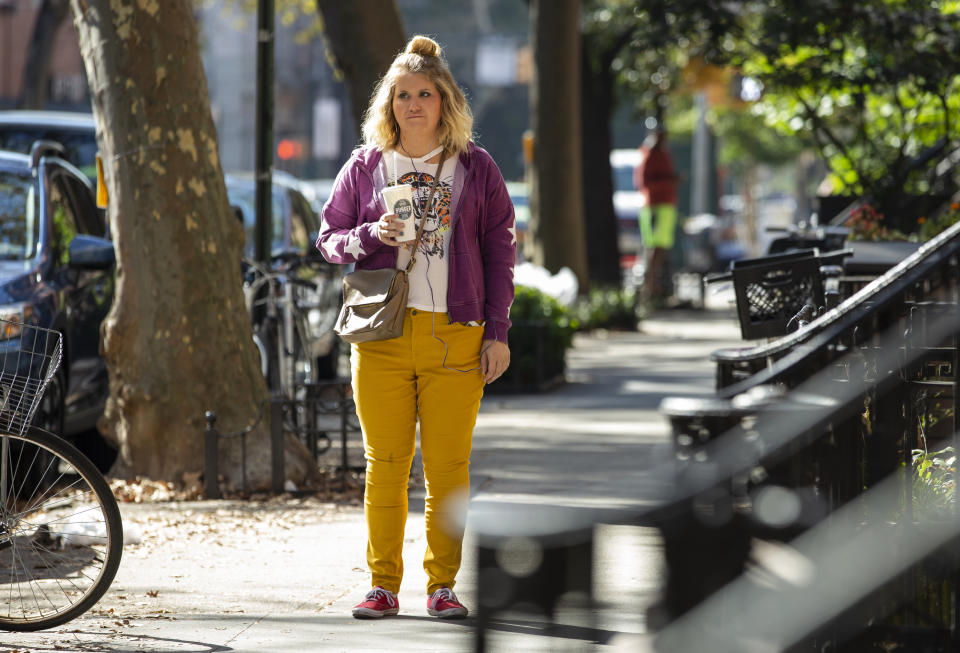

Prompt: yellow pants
xmin=351 ymin=308 xmax=485 ymax=595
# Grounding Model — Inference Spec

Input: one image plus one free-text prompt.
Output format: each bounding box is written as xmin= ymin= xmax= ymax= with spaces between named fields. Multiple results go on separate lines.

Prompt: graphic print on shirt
xmin=393 ymin=170 xmax=452 ymax=259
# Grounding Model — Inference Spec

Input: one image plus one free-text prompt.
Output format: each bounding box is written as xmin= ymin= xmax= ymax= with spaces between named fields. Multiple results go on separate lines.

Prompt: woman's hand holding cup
xmin=380 ymin=184 xmax=415 ymax=245
xmin=377 ymin=212 xmax=410 ymax=246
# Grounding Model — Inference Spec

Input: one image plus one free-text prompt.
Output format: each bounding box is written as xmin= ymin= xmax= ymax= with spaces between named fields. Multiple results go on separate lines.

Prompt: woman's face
xmin=392 ymin=72 xmax=442 ymax=144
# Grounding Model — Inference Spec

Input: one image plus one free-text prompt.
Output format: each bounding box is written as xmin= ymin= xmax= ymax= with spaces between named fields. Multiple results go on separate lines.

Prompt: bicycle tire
xmin=0 ymin=427 xmax=123 ymax=631
xmin=315 ymin=337 xmax=340 ymax=380
xmin=256 ymin=321 xmax=282 ymax=394
xmin=289 ymin=317 xmax=319 ymax=396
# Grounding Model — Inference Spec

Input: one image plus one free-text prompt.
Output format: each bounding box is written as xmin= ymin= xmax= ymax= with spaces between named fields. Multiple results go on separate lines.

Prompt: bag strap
xmin=404 ymin=148 xmax=449 ymax=274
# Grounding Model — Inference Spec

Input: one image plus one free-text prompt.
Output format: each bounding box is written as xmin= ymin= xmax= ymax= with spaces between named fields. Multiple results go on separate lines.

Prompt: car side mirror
xmin=69 ymin=234 xmax=116 ymax=270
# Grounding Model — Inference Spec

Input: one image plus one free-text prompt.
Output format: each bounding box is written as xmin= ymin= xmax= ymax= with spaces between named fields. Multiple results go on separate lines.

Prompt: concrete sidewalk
xmin=0 ymin=299 xmax=742 ymax=653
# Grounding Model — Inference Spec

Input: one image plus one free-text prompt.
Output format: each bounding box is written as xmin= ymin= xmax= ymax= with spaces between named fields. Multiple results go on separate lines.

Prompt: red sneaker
xmin=352 ymin=586 xmax=399 ymax=619
xmin=427 ymin=587 xmax=468 ymax=618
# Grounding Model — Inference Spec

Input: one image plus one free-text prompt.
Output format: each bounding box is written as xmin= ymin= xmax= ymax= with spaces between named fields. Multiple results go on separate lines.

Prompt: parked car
xmin=508 ymin=154 xmax=642 ymax=267
xmin=298 ymin=177 xmax=336 ymax=216
xmin=0 ymin=111 xmax=99 ymax=182
xmin=610 ymin=148 xmax=646 ymax=265
xmin=509 ymin=154 xmax=645 ymax=267
xmin=505 ymin=181 xmax=530 ymax=260
xmin=0 ymin=111 xmax=342 ymax=390
xmin=0 ymin=144 xmax=115 ymax=444
xmin=0 ymin=112 xmax=321 ymax=259
xmin=225 ymin=171 xmax=323 ymax=259
xmin=225 ymin=172 xmax=343 ymax=378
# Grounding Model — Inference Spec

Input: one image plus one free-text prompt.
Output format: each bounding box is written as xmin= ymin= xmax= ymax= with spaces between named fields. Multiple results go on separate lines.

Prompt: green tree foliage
xmin=728 ymin=0 xmax=960 ymax=203
xmin=592 ymin=0 xmax=960 ymax=218
xmin=592 ymin=0 xmax=739 ymax=121
xmin=595 ymin=1 xmax=810 ymax=173
xmin=578 ymin=0 xmax=744 ymax=284
xmin=711 ymin=107 xmax=809 ymax=179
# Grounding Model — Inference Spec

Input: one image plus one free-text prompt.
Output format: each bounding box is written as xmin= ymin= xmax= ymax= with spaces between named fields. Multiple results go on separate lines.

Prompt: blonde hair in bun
xmin=362 ymin=35 xmax=473 ymax=155
xmin=406 ymin=35 xmax=441 ymax=58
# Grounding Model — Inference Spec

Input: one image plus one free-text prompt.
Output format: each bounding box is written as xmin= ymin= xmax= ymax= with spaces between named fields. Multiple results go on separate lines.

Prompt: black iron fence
xmin=202 ymin=378 xmax=361 ymax=498
xmin=472 ymin=218 xmax=960 ymax=651
xmin=654 ymin=219 xmax=960 ymax=650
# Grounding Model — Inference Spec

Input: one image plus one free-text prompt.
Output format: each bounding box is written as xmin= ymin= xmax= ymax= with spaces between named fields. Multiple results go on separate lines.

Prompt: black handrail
xmin=648 ymin=217 xmax=960 ymax=648
xmin=713 ymin=219 xmax=960 ymax=391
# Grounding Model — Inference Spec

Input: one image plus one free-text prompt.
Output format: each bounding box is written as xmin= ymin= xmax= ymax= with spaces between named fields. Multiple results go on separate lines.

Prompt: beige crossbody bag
xmin=334 ymin=149 xmax=448 ymax=343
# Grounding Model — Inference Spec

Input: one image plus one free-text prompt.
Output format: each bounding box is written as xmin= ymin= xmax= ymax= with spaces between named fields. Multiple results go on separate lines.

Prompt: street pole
xmin=254 ymin=0 xmax=274 ymax=265
xmin=691 ymin=92 xmax=709 ymax=217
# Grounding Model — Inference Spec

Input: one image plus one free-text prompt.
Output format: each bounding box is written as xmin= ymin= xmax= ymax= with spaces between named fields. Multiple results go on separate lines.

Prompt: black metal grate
xmin=744 ymin=272 xmax=817 ymax=321
xmin=731 ymin=251 xmax=825 ymax=340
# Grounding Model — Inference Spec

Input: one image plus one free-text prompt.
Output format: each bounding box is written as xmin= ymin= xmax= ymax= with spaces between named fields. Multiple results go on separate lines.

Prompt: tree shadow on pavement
xmin=0 ymin=632 xmax=231 ymax=653
xmin=409 ymin=614 xmax=629 ymax=645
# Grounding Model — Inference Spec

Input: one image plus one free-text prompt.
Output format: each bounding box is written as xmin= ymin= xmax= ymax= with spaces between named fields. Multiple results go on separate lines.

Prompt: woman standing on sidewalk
xmin=318 ymin=35 xmax=516 ymax=619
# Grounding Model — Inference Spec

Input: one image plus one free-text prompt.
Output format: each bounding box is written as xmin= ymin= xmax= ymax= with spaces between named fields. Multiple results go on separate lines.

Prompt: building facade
xmin=0 ymin=0 xmax=531 ymax=181
xmin=0 ymin=0 xmax=89 ymax=111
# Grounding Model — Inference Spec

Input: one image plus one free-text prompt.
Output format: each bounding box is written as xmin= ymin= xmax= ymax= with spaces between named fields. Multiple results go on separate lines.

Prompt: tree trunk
xmin=529 ymin=0 xmax=588 ymax=290
xmin=580 ymin=34 xmax=622 ymax=287
xmin=18 ymin=0 xmax=70 ymax=109
xmin=316 ymin=0 xmax=405 ymax=136
xmin=70 ymin=0 xmax=312 ymax=488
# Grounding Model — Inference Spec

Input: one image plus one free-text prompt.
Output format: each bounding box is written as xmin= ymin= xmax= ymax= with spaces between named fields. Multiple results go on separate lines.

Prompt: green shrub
xmin=912 ymin=446 xmax=956 ymax=519
xmin=494 ymin=286 xmax=576 ymax=392
xmin=572 ymin=285 xmax=640 ymax=331
xmin=493 ymin=284 xmax=640 ymax=392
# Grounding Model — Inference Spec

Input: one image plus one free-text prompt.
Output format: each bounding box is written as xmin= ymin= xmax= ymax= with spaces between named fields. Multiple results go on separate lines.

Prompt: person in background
xmin=634 ymin=127 xmax=679 ymax=306
xmin=318 ymin=35 xmax=515 ymax=620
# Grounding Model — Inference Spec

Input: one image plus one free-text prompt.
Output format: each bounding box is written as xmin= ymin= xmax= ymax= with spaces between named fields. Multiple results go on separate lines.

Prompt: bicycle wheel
xmin=255 ymin=321 xmax=282 ymax=394
xmin=290 ymin=316 xmax=319 ymax=395
xmin=0 ymin=427 xmax=123 ymax=631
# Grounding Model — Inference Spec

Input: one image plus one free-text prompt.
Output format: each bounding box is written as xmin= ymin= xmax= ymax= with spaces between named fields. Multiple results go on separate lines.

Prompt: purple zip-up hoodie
xmin=317 ymin=143 xmax=516 ymax=344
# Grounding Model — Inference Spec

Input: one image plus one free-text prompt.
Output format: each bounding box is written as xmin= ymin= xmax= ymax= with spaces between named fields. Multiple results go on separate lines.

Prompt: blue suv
xmin=0 ymin=142 xmax=115 ymax=444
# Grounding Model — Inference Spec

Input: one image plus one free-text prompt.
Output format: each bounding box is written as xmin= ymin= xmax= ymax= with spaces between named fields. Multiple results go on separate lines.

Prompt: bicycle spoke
xmin=3 ymin=523 xmax=106 ymax=609
xmin=13 ymin=487 xmax=101 ymax=525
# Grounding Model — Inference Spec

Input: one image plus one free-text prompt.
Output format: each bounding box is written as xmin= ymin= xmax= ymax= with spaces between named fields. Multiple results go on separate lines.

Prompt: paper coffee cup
xmin=382 ymin=184 xmax=415 ymax=241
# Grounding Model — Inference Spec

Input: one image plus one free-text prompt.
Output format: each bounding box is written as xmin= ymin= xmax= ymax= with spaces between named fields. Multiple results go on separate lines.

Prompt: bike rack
xmin=203 ymin=379 xmax=362 ymax=499
xmin=301 ymin=378 xmax=363 ymax=474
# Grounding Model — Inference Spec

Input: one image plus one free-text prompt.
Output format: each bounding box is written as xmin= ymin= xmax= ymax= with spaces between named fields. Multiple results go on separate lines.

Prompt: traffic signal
xmin=277 ymin=138 xmax=304 ymax=160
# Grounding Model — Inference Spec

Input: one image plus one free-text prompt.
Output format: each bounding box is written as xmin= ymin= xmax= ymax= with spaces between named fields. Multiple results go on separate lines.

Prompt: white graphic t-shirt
xmin=382 ymin=147 xmax=456 ymax=313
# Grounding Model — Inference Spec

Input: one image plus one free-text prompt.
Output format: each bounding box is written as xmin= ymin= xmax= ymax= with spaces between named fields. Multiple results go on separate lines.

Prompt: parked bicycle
xmin=243 ymin=249 xmax=341 ymax=395
xmin=0 ymin=319 xmax=123 ymax=631
xmin=243 ymin=250 xmax=343 ymax=454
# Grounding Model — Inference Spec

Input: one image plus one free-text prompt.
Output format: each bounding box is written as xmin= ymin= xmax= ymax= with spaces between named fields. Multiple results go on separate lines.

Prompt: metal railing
xmin=202 ymin=378 xmax=361 ymax=499
xmin=653 ymin=219 xmax=960 ymax=649
xmin=712 ymin=220 xmax=960 ymax=389
xmin=472 ymin=219 xmax=960 ymax=651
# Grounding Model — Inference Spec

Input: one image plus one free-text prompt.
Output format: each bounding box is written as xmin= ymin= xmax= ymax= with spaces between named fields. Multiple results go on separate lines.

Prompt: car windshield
xmin=0 ymin=128 xmax=98 ymax=181
xmin=505 ymin=183 xmax=530 ymax=230
xmin=0 ymin=171 xmax=39 ymax=261
xmin=226 ymin=181 xmax=288 ymax=257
